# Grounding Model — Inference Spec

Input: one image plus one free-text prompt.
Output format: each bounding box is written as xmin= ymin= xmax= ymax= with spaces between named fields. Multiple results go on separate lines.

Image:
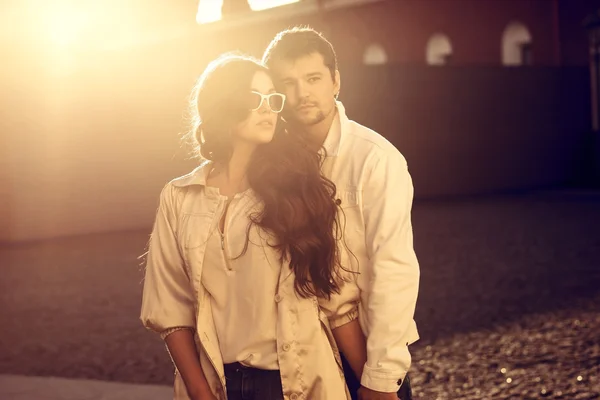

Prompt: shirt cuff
xmin=160 ymin=326 xmax=195 ymax=340
xmin=360 ymin=363 xmax=406 ymax=393
xmin=329 ymin=307 xmax=359 ymax=330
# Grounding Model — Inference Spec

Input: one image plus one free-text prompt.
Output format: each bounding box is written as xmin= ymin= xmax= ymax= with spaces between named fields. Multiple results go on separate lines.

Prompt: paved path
xmin=0 ymin=375 xmax=172 ymax=400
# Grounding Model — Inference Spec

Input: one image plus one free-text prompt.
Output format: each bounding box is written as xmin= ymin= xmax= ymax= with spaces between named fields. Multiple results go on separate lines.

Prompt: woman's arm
xmin=164 ymin=329 xmax=216 ymax=400
xmin=140 ymin=184 xmax=215 ymax=399
xmin=331 ymin=318 xmax=367 ymax=380
xmin=317 ymin=271 xmax=366 ymax=380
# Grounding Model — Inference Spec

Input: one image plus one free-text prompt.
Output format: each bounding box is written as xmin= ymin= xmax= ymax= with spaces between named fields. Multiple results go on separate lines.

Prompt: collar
xmin=321 ymin=101 xmax=349 ymax=157
xmin=171 ymin=159 xmax=212 ymax=188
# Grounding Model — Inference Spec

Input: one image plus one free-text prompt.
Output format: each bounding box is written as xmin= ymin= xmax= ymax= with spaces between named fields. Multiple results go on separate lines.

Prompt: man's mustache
xmin=295 ymin=101 xmax=318 ymax=110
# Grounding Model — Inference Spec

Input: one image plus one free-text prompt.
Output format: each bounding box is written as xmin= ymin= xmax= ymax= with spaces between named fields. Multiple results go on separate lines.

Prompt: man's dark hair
xmin=262 ymin=26 xmax=338 ymax=79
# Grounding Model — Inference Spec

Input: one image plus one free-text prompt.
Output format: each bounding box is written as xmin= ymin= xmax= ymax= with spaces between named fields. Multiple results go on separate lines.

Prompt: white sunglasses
xmin=249 ymin=91 xmax=286 ymax=113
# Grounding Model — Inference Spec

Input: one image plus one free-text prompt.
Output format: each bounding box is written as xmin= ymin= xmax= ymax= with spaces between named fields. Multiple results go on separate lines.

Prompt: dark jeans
xmin=341 ymin=353 xmax=413 ymax=400
xmin=224 ymin=362 xmax=284 ymax=400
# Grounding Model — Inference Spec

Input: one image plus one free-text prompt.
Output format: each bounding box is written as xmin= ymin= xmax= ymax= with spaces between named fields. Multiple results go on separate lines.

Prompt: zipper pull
xmin=221 ymin=234 xmax=225 ymax=250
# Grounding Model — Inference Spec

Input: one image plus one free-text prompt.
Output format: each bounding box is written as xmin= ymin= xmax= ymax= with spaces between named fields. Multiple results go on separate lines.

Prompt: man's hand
xmin=357 ymin=386 xmax=398 ymax=400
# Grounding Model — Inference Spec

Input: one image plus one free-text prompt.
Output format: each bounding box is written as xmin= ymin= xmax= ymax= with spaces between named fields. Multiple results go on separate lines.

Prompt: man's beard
xmin=290 ymin=108 xmax=326 ymax=126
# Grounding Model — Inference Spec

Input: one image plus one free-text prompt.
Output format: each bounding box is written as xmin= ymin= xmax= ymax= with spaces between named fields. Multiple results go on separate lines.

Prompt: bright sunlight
xmin=196 ymin=0 xmax=300 ymax=24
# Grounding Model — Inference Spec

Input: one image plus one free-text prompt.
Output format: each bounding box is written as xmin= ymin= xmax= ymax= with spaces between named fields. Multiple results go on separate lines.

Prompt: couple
xmin=140 ymin=27 xmax=420 ymax=400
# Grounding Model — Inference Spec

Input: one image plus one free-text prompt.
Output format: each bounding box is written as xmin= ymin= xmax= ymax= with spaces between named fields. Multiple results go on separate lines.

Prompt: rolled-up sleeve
xmin=318 ymin=276 xmax=360 ymax=330
xmin=140 ymin=183 xmax=196 ymax=335
xmin=360 ymin=150 xmax=420 ymax=392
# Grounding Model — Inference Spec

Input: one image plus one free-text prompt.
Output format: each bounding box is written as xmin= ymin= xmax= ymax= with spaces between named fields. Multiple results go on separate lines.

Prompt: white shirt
xmin=319 ymin=102 xmax=421 ymax=392
xmin=201 ymin=189 xmax=279 ymax=369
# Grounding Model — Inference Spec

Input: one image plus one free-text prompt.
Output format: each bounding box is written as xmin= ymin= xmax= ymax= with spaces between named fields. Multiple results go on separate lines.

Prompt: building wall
xmin=211 ymin=0 xmax=594 ymax=67
xmin=340 ymin=66 xmax=590 ymax=197
xmin=194 ymin=0 xmax=558 ymax=66
xmin=558 ymin=0 xmax=600 ymax=66
xmin=326 ymin=0 xmax=557 ymax=66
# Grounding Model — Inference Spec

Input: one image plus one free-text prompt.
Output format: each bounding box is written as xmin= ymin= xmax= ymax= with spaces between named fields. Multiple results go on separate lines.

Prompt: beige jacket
xmin=320 ymin=103 xmax=420 ymax=392
xmin=140 ymin=165 xmax=356 ymax=400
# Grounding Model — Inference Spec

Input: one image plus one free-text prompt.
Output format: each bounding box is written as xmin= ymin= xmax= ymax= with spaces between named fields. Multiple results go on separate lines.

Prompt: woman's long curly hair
xmin=187 ymin=53 xmax=343 ymax=299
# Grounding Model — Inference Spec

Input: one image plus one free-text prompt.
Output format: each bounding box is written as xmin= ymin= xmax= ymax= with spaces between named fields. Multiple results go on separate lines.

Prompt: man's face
xmin=269 ymin=52 xmax=340 ymax=127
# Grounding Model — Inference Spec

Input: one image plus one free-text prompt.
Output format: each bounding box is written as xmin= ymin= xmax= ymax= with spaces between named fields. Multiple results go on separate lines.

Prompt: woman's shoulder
xmin=170 ymin=160 xmax=212 ymax=189
xmin=157 ymin=161 xmax=212 ymax=210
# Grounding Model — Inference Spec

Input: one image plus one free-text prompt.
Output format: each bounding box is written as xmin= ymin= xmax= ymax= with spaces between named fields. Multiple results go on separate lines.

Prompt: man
xmin=263 ymin=28 xmax=420 ymax=400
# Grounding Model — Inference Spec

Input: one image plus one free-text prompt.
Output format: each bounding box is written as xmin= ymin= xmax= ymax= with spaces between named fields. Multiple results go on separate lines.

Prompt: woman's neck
xmin=227 ymin=141 xmax=255 ymax=180
xmin=210 ymin=141 xmax=256 ymax=197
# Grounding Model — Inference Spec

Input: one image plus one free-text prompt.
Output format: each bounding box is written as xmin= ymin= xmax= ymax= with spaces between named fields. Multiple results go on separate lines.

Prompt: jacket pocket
xmin=336 ymin=188 xmax=361 ymax=209
xmin=180 ymin=213 xmax=214 ymax=249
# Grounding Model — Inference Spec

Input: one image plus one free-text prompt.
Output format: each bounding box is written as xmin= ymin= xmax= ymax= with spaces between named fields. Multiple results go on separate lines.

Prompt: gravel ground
xmin=410 ymin=299 xmax=600 ymax=399
xmin=1 ymin=190 xmax=599 ymax=399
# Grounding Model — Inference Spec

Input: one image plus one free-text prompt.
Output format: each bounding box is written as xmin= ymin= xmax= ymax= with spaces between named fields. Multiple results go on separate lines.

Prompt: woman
xmin=140 ymin=54 xmax=366 ymax=400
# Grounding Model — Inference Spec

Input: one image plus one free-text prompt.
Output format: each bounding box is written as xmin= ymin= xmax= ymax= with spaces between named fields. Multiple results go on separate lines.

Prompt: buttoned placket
xmin=189 ymin=191 xmax=236 ymax=398
xmin=215 ymin=190 xmax=249 ymax=272
xmin=217 ymin=196 xmax=234 ymax=272
xmin=273 ymin=258 xmax=304 ymax=400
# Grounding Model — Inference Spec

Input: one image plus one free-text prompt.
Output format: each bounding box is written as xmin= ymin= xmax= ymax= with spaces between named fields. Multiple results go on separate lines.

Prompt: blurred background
xmin=1 ymin=0 xmax=599 ymax=399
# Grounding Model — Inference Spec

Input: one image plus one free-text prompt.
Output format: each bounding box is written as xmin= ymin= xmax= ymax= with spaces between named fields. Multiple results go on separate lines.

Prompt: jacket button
xmin=275 ymin=294 xmax=283 ymax=303
xmin=290 ymin=393 xmax=299 ymax=400
xmin=282 ymin=343 xmax=291 ymax=352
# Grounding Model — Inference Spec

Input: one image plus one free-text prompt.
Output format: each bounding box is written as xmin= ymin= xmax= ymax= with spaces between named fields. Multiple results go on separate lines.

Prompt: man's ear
xmin=334 ymin=69 xmax=341 ymax=98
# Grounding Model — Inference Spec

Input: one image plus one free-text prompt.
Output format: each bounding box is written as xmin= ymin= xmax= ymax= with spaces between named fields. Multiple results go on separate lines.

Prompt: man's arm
xmin=360 ymin=149 xmax=420 ymax=393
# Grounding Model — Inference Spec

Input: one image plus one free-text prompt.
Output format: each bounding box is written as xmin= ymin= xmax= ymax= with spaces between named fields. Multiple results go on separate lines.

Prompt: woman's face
xmin=232 ymin=71 xmax=285 ymax=145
